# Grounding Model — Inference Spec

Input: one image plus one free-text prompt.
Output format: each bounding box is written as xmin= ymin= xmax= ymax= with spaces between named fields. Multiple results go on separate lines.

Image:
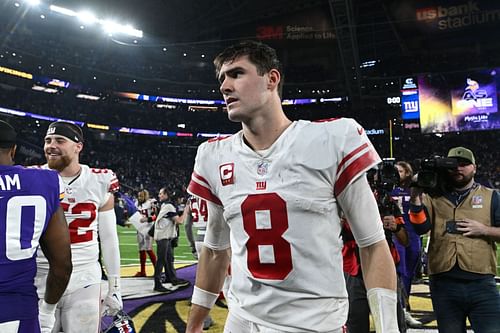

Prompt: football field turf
xmin=115 ymin=226 xmax=500 ymax=332
xmin=118 ymin=225 xmax=500 ymax=281
xmin=118 ymin=226 xmax=500 ymax=277
xmin=117 ymin=224 xmax=196 ymax=276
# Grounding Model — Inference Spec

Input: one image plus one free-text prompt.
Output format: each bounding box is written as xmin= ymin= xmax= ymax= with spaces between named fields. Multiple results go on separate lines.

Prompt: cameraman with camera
xmin=409 ymin=146 xmax=500 ymax=333
xmin=342 ymin=162 xmax=410 ymax=332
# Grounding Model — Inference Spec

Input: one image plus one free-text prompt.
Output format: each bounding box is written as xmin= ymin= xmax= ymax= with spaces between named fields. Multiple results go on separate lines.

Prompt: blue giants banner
xmin=401 ymin=77 xmax=421 ymax=120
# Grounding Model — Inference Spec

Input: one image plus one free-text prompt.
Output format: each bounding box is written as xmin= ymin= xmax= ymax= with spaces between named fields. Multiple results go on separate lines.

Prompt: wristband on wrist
xmin=40 ymin=299 xmax=57 ymax=314
xmin=108 ymin=275 xmax=120 ymax=292
xmin=367 ymin=288 xmax=399 ymax=333
xmin=191 ymin=286 xmax=219 ymax=309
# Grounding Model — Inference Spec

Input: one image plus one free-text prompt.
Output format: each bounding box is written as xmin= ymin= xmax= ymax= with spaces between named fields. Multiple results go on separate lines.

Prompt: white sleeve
xmin=98 ymin=209 xmax=121 ymax=276
xmin=337 ymin=174 xmax=385 ymax=248
xmin=203 ymin=200 xmax=230 ymax=250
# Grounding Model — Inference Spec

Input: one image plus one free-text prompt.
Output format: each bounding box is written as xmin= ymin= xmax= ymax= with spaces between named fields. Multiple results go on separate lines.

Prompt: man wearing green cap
xmin=409 ymin=146 xmax=500 ymax=333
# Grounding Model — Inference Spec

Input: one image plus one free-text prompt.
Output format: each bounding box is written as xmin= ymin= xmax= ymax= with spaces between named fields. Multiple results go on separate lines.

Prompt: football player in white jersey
xmin=185 ymin=196 xmax=209 ymax=258
xmin=185 ymin=41 xmax=399 ymax=333
xmin=36 ymin=121 xmax=122 ymax=333
xmin=185 ymin=196 xmax=215 ymax=330
xmin=134 ymin=189 xmax=157 ymax=277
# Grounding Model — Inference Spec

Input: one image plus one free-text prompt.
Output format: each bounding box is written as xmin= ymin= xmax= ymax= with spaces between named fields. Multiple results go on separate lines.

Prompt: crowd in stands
xmin=0 ymin=8 xmax=499 ymax=197
xmin=0 ymin=19 xmax=339 ymax=99
xmin=1 ymin=99 xmax=498 ymax=201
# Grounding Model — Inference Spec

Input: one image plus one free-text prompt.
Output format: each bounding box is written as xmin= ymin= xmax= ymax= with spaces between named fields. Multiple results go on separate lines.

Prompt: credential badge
xmin=472 ymin=195 xmax=483 ymax=208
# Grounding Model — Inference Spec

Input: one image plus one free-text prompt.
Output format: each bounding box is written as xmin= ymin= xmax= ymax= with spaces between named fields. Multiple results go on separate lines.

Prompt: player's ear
xmin=267 ymin=69 xmax=280 ymax=91
xmin=10 ymin=145 xmax=16 ymax=160
xmin=75 ymin=142 xmax=83 ymax=154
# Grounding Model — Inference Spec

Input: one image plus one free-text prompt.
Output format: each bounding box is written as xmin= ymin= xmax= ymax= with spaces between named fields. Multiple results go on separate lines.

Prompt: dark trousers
xmin=154 ymin=238 xmax=177 ymax=286
xmin=345 ymin=273 xmax=407 ymax=332
xmin=429 ymin=275 xmax=500 ymax=333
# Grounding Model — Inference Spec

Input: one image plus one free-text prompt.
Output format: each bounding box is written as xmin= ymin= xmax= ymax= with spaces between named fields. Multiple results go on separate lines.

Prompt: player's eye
xmin=231 ymin=70 xmax=243 ymax=78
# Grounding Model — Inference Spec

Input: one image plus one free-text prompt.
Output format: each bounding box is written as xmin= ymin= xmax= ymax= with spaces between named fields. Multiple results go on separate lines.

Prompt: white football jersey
xmin=138 ymin=198 xmax=157 ymax=218
xmin=188 ymin=118 xmax=381 ymax=332
xmin=189 ymin=197 xmax=208 ymax=242
xmin=37 ymin=165 xmax=119 ymax=272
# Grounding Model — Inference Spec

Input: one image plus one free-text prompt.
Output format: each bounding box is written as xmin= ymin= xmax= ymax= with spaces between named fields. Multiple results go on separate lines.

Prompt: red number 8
xmin=241 ymin=193 xmax=292 ymax=280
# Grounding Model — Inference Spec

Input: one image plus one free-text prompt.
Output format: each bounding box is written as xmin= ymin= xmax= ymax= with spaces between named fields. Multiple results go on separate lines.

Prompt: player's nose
xmin=220 ymin=78 xmax=233 ymax=94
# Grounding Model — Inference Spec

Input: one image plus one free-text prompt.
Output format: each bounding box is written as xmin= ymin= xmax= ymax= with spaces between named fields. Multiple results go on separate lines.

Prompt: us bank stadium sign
xmin=416 ymin=1 xmax=500 ymax=30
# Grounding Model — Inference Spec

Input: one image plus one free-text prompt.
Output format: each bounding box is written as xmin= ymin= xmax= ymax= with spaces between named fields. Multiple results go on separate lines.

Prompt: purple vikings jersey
xmin=0 ymin=165 xmax=62 ymax=322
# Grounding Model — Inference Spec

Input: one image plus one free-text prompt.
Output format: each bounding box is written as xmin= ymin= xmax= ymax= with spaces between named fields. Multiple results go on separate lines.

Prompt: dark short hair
xmin=159 ymin=187 xmax=169 ymax=196
xmin=214 ymin=40 xmax=284 ymax=94
xmin=0 ymin=120 xmax=16 ymax=148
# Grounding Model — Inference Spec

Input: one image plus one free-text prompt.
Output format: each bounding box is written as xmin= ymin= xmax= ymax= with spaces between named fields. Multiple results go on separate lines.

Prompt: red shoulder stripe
xmin=192 ymin=172 xmax=209 ymax=185
xmin=334 ymin=148 xmax=379 ymax=196
xmin=109 ymin=180 xmax=120 ymax=193
xmin=337 ymin=143 xmax=369 ymax=171
xmin=207 ymin=135 xmax=232 ymax=143
xmin=187 ymin=181 xmax=222 ymax=206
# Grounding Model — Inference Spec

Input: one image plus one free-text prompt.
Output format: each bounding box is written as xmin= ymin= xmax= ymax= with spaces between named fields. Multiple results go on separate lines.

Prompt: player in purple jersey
xmin=391 ymin=161 xmax=422 ymax=327
xmin=0 ymin=120 xmax=72 ymax=333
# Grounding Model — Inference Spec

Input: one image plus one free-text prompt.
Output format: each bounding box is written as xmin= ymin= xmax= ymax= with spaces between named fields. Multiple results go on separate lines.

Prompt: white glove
xmin=102 ymin=275 xmax=123 ymax=316
xmin=39 ymin=299 xmax=57 ymax=333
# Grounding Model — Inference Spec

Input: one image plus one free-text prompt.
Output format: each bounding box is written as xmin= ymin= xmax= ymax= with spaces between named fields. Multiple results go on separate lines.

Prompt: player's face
xmin=447 ymin=160 xmax=476 ymax=188
xmin=218 ymin=56 xmax=272 ymax=122
xmin=158 ymin=189 xmax=168 ymax=201
xmin=44 ymin=135 xmax=80 ymax=172
xmin=396 ymin=165 xmax=410 ymax=182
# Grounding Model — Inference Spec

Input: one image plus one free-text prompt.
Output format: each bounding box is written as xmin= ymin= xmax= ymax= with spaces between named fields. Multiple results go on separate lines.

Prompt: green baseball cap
xmin=447 ymin=146 xmax=475 ymax=165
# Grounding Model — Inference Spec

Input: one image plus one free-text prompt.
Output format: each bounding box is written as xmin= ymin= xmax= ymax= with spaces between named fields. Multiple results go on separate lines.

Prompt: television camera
xmin=413 ymin=157 xmax=458 ymax=197
xmin=367 ymin=158 xmax=401 ymax=216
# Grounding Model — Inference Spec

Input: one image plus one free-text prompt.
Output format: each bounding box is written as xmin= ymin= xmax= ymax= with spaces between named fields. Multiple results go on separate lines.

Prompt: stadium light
xmin=123 ymin=24 xmax=143 ymax=38
xmin=76 ymin=93 xmax=100 ymax=101
xmin=49 ymin=5 xmax=76 ymax=17
xmin=25 ymin=0 xmax=41 ymax=6
xmin=45 ymin=4 xmax=144 ymax=38
xmin=77 ymin=11 xmax=98 ymax=25
xmin=101 ymin=20 xmax=121 ymax=35
xmin=100 ymin=20 xmax=143 ymax=38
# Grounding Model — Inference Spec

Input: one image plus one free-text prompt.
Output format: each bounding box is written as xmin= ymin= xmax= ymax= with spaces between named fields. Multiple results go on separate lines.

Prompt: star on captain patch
xmin=257 ymin=160 xmax=269 ymax=176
